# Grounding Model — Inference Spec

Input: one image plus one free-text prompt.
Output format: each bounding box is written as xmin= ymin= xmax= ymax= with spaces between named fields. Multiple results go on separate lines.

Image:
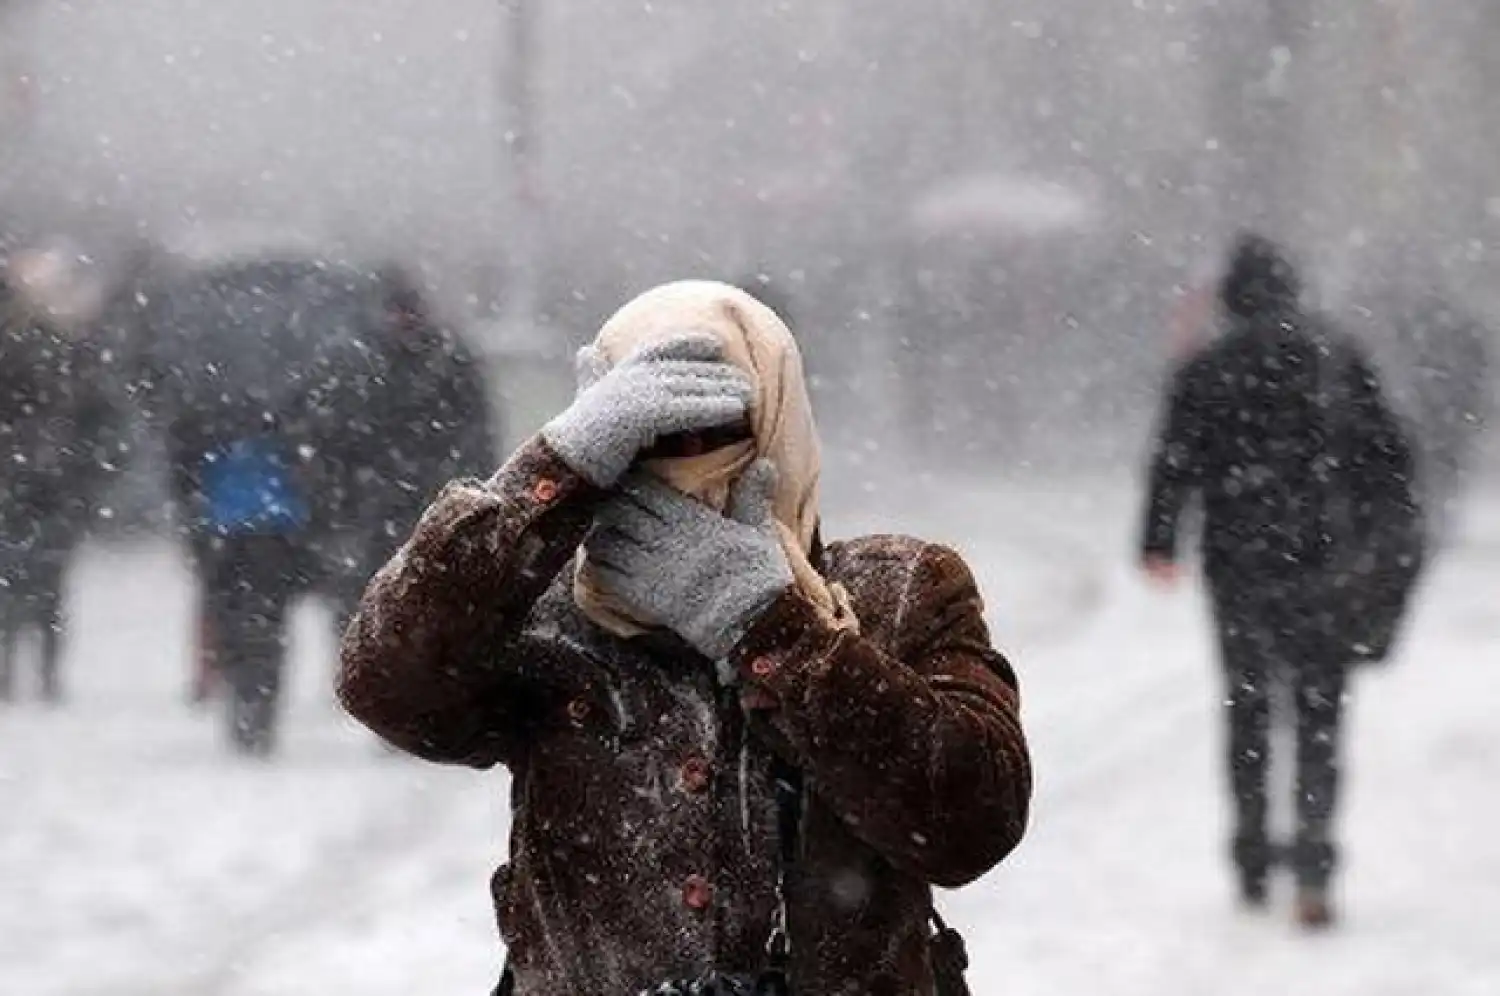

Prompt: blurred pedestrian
xmin=0 ymin=243 xmax=132 ymax=704
xmin=376 ymin=266 xmax=496 ymax=488
xmin=318 ymin=266 xmax=496 ymax=642
xmin=194 ymin=426 xmax=310 ymax=756
xmin=338 ymin=281 xmax=1030 ymax=994
xmin=135 ymin=255 xmax=386 ymax=709
xmin=1138 ymin=233 xmax=1423 ymax=929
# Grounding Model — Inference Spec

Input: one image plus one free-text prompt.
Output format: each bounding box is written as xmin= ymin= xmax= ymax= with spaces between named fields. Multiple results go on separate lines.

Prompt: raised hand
xmin=542 ymin=333 xmax=754 ymax=488
xmin=585 ymin=461 xmax=792 ymax=659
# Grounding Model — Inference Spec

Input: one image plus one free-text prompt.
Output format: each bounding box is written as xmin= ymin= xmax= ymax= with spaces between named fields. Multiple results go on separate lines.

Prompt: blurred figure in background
xmin=1138 ymin=233 xmax=1421 ymax=929
xmin=0 ymin=242 xmax=132 ymax=703
xmin=174 ymin=410 xmax=310 ymax=756
xmin=1338 ymin=251 xmax=1492 ymax=550
xmin=137 ymin=253 xmax=498 ymax=725
xmin=316 ymin=265 xmax=497 ymax=642
xmin=137 ymin=255 xmax=366 ymax=726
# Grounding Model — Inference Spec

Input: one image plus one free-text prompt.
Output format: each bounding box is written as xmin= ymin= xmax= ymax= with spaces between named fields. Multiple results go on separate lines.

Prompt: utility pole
xmin=499 ymin=0 xmax=539 ymax=346
xmin=0 ymin=4 xmax=34 ymax=228
xmin=488 ymin=0 xmax=569 ymax=449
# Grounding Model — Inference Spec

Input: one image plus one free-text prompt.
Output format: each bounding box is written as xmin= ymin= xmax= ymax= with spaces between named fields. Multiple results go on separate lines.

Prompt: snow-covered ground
xmin=3 ymin=476 xmax=1498 ymax=995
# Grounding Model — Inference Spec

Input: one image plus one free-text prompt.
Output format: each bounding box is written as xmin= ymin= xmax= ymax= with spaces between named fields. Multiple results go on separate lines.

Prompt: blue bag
xmin=201 ymin=439 xmax=309 ymax=536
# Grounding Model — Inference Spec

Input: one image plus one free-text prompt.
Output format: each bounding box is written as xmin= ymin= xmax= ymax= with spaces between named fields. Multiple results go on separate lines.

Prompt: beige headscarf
xmin=574 ymin=280 xmax=858 ymax=640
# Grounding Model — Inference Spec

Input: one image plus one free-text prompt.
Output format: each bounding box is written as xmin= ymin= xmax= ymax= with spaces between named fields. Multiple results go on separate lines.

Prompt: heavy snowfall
xmin=0 ymin=1 xmax=1497 ymax=994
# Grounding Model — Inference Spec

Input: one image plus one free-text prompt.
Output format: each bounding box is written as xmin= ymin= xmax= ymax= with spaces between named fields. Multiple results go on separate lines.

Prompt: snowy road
xmin=3 ymin=477 xmax=1498 ymax=995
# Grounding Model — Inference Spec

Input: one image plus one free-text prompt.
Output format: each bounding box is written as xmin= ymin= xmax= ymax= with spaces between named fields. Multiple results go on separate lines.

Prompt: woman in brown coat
xmin=338 ymin=281 xmax=1032 ymax=995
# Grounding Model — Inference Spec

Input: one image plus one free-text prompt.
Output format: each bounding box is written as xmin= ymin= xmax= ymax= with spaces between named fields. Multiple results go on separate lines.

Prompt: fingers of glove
xmin=652 ymin=395 xmax=754 ymax=437
xmin=620 ymin=332 xmax=725 ymax=368
xmin=627 ymin=361 xmax=753 ymax=398
xmin=597 ymin=487 xmax=678 ymax=542
xmin=574 ymin=344 xmax=610 ymax=393
xmin=588 ymin=559 xmax=636 ymax=593
xmin=617 ymin=479 xmax=727 ymax=542
xmin=588 ymin=505 xmax=663 ymax=553
xmin=582 ymin=530 xmax=639 ymax=576
xmin=728 ymin=459 xmax=779 ymax=526
xmin=618 ymin=473 xmax=707 ymax=526
xmin=587 ymin=521 xmax=651 ymax=554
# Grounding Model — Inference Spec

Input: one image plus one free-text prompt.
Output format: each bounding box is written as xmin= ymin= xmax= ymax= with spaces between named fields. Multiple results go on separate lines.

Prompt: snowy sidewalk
xmin=3 ymin=482 xmax=1498 ymax=995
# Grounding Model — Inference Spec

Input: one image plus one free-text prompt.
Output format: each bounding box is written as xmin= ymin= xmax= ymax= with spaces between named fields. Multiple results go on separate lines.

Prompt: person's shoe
xmin=1237 ymin=867 xmax=1270 ymax=910
xmin=1294 ymin=886 xmax=1335 ymax=931
xmin=1232 ymin=836 xmax=1273 ymax=911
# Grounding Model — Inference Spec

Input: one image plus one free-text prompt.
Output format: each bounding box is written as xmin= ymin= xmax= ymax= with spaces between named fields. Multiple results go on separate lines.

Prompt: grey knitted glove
xmin=541 ymin=333 xmax=753 ymax=488
xmin=585 ymin=461 xmax=794 ymax=659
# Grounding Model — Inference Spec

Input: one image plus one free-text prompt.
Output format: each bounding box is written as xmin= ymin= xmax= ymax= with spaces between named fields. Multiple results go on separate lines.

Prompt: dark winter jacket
xmin=1140 ymin=310 xmax=1415 ymax=592
xmin=307 ymin=313 xmax=497 ymax=626
xmin=366 ymin=318 xmax=496 ymax=516
xmin=337 ymin=436 xmax=1031 ymax=996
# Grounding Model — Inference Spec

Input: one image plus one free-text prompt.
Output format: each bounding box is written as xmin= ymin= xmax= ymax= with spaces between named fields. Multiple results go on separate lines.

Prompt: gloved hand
xmin=585 ymin=461 xmax=793 ymax=659
xmin=541 ymin=333 xmax=753 ymax=488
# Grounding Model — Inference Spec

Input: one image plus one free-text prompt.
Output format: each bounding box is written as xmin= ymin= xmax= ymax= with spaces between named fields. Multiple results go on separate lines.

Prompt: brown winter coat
xmin=337 ymin=437 xmax=1032 ymax=996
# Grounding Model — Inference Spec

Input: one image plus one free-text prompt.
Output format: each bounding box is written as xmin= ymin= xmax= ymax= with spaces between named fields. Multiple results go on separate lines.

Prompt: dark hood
xmin=1220 ymin=232 xmax=1301 ymax=320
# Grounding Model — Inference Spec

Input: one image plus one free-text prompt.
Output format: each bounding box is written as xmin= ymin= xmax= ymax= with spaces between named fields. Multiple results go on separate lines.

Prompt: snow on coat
xmin=337 ymin=437 xmax=1031 ymax=995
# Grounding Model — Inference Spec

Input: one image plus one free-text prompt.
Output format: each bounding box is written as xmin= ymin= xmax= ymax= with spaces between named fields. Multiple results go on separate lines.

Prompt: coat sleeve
xmin=336 ymin=436 xmax=602 ymax=768
xmin=730 ymin=544 xmax=1031 ymax=888
xmin=1140 ymin=360 xmax=1206 ymax=561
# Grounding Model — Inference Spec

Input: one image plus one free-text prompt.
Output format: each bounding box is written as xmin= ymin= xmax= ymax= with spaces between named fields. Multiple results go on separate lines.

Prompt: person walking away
xmin=1139 ymin=233 xmax=1420 ymax=929
xmin=338 ymin=280 xmax=1031 ymax=994
xmin=198 ymin=431 xmax=310 ymax=756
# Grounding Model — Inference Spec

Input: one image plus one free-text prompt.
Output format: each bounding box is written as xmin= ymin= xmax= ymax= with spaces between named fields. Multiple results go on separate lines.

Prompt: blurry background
xmin=2 ymin=0 xmax=1496 ymax=464
xmin=1 ymin=2 xmax=1497 ymax=994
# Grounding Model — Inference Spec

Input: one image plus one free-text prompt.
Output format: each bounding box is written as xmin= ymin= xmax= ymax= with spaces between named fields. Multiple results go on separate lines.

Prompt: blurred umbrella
xmin=137 ymin=257 xmax=388 ymax=442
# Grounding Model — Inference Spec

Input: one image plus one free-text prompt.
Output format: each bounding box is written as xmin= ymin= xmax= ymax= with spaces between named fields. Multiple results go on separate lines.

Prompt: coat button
xmin=680 ymin=757 xmax=712 ymax=794
xmin=682 ymin=875 xmax=713 ymax=911
xmin=566 ymin=697 xmax=590 ymax=722
xmin=533 ymin=478 xmax=560 ymax=502
xmin=749 ymin=655 xmax=777 ymax=680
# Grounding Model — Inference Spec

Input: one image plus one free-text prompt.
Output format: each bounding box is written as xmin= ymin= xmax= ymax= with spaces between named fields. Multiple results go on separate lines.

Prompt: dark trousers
xmin=0 ymin=554 xmax=65 ymax=702
xmin=1213 ymin=581 xmax=1350 ymax=888
xmin=205 ymin=533 xmax=304 ymax=754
